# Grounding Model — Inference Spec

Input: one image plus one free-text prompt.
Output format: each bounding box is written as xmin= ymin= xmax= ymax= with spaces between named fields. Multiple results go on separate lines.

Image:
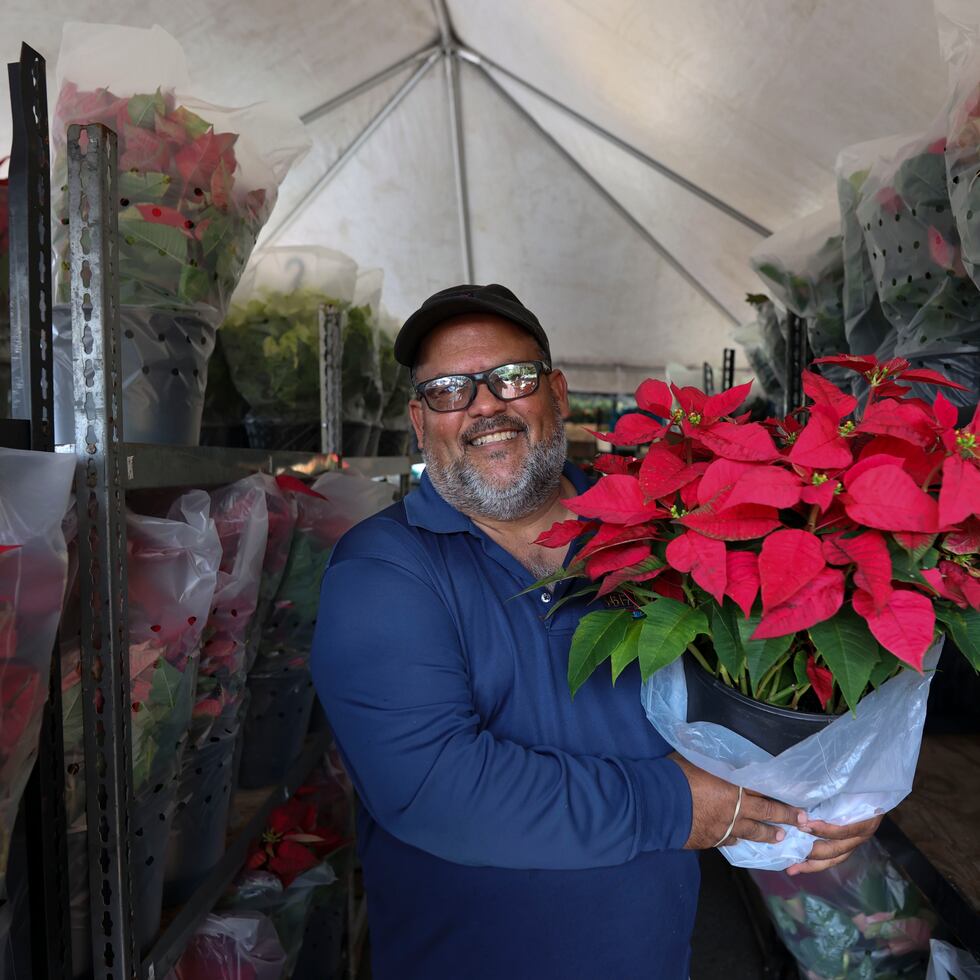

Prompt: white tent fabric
xmin=0 ymin=0 xmax=953 ymax=392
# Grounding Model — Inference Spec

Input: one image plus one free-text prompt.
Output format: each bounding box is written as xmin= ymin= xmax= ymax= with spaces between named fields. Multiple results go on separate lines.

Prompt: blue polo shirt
xmin=311 ymin=463 xmax=698 ymax=980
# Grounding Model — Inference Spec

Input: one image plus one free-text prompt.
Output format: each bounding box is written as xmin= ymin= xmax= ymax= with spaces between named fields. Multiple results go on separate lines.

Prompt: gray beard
xmin=422 ymin=404 xmax=568 ymax=522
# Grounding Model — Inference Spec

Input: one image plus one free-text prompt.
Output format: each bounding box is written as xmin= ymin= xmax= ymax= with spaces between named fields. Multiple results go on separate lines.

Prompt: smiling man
xmin=311 ymin=284 xmax=879 ymax=980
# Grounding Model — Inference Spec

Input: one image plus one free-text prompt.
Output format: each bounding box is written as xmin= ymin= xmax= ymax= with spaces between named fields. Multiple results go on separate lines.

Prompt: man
xmin=311 ymin=284 xmax=880 ymax=979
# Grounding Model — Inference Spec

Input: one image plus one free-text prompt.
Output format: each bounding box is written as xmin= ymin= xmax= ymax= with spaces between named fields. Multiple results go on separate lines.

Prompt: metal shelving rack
xmin=3 ymin=42 xmax=73 ymax=980
xmin=16 ymin=113 xmax=405 ymax=979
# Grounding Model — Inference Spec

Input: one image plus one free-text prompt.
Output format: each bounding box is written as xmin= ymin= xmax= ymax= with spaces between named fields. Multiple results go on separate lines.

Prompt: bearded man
xmin=311 ymin=284 xmax=879 ymax=980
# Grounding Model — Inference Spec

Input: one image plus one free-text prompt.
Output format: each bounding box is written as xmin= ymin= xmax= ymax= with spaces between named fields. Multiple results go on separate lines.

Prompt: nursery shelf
xmin=54 ymin=442 xmax=413 ymax=489
xmin=143 ymin=730 xmax=333 ymax=980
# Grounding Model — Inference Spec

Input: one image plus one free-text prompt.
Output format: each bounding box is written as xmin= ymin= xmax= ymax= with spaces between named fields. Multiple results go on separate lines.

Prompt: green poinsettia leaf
xmin=119 ymin=213 xmax=189 ymax=263
xmin=710 ymin=600 xmax=744 ymax=678
xmin=118 ymin=170 xmax=172 ymax=202
xmin=935 ymin=605 xmax=980 ymax=670
xmin=567 ymin=609 xmax=632 ymax=697
xmin=808 ymin=609 xmax=880 ymax=713
xmin=738 ymin=611 xmax=793 ymax=697
xmin=128 ymin=90 xmax=167 ymax=130
xmin=637 ymin=598 xmax=709 ymax=680
xmin=543 ymin=583 xmax=599 ymax=621
xmin=611 ymin=619 xmax=642 ymax=683
xmin=793 ymin=648 xmax=809 ymax=688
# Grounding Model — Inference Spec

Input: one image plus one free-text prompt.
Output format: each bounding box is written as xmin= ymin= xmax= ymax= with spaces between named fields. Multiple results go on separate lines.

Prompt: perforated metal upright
xmin=783 ymin=313 xmax=810 ymax=415
xmin=5 ymin=42 xmax=73 ymax=980
xmin=318 ymin=303 xmax=344 ymax=456
xmin=66 ymin=122 xmax=139 ymax=980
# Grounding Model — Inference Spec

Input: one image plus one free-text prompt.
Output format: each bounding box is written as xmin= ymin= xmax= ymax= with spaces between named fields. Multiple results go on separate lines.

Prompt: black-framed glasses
xmin=414 ymin=360 xmax=552 ymax=412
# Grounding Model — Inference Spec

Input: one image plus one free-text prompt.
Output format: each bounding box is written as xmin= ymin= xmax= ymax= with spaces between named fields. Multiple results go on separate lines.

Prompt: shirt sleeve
xmin=311 ymin=541 xmax=693 ymax=871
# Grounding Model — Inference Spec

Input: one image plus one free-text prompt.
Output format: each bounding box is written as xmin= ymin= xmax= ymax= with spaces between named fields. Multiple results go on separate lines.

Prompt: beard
xmin=422 ymin=401 xmax=568 ymax=522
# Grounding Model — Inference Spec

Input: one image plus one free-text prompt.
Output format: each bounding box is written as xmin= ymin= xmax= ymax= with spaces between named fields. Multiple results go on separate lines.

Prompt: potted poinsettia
xmin=536 ymin=356 xmax=978 ymax=868
xmin=538 ymin=355 xmax=978 ymax=746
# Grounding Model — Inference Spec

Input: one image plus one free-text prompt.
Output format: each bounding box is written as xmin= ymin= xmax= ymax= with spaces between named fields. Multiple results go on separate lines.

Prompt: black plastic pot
xmin=238 ymin=667 xmax=317 ymax=788
xmin=683 ymin=655 xmax=834 ymax=755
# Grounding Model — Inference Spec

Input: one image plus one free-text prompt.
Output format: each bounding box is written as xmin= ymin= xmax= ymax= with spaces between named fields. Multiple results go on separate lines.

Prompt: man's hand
xmin=670 ymin=753 xmax=806 ymax=850
xmin=786 ymin=814 xmax=883 ymax=875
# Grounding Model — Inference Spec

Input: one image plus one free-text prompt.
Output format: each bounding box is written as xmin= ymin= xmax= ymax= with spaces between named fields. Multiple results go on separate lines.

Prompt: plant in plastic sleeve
xmin=190 ymin=479 xmax=268 ymax=745
xmin=48 ymin=23 xmax=310 ymax=445
xmin=531 ymin=359 xmax=980 ymax=869
xmin=169 ymin=912 xmax=287 ymax=980
xmin=0 ymin=450 xmax=75 ymax=893
xmin=750 ymin=205 xmax=849 ymax=384
xmin=378 ymin=306 xmax=412 ymax=435
xmin=253 ymin=472 xmax=395 ymax=674
xmin=61 ymin=491 xmax=221 ymax=824
xmin=220 ymin=246 xmax=358 ymax=425
xmin=343 ymin=268 xmax=386 ymax=454
xmin=751 ymin=838 xmax=935 ymax=978
xmin=732 ymin=295 xmax=787 ymax=405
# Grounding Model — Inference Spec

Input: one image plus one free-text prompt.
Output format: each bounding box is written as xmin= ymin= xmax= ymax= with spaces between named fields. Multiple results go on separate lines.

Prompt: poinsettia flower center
xmin=670 ymin=408 xmax=685 ymax=424
xmin=955 ymin=430 xmax=977 ymax=456
xmin=811 ymin=473 xmax=829 ymax=486
xmin=838 ymin=420 xmax=856 ymax=437
xmin=687 ymin=411 xmax=702 ymax=425
xmin=262 ymin=829 xmax=283 ymax=845
xmin=669 ymin=504 xmax=687 ymax=519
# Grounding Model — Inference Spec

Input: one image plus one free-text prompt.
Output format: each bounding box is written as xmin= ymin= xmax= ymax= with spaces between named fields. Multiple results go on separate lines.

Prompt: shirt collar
xmin=404 ymin=461 xmax=591 ymax=534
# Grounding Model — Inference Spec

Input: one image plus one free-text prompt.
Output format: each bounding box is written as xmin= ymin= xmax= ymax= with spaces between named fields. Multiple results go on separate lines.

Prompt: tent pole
xmin=458 ymin=47 xmax=771 ymax=239
xmin=474 ymin=64 xmax=740 ymax=326
xmin=264 ymin=50 xmax=442 ymax=245
xmin=301 ymin=42 xmax=441 ymax=125
xmin=446 ymin=52 xmax=474 ymax=281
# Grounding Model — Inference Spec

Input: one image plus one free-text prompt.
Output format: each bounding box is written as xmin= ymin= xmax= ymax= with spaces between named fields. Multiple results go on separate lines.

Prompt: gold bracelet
xmin=714 ymin=785 xmax=743 ymax=848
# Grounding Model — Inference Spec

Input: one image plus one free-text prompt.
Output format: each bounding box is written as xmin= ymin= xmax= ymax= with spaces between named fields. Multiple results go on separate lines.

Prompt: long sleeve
xmin=311 ymin=542 xmax=692 ymax=871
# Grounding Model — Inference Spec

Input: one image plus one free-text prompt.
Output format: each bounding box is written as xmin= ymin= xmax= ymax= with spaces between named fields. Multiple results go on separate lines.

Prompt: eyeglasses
xmin=414 ymin=360 xmax=552 ymax=412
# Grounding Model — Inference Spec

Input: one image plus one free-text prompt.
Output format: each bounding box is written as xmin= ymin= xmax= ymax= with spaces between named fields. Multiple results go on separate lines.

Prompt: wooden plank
xmin=891 ymin=734 xmax=980 ymax=913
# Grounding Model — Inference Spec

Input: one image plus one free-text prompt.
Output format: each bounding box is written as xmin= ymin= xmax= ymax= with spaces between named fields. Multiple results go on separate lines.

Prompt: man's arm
xmin=311 ymin=550 xmax=694 ymax=870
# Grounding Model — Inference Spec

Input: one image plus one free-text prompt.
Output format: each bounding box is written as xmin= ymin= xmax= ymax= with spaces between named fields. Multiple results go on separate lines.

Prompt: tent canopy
xmin=1 ymin=0 xmax=951 ymax=391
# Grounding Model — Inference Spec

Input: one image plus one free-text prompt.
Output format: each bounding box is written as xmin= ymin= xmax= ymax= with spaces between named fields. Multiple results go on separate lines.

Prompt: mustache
xmin=460 ymin=415 xmax=529 ymax=446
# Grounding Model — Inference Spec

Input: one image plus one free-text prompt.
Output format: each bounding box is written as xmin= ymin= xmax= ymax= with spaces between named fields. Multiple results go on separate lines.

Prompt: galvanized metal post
xmin=319 ymin=304 xmax=343 ymax=457
xmin=68 ymin=123 xmax=138 ymax=980
xmin=784 ymin=313 xmax=809 ymax=415
xmin=7 ymin=42 xmax=73 ymax=980
xmin=6 ymin=44 xmax=54 ymax=448
xmin=702 ymin=361 xmax=715 ymax=396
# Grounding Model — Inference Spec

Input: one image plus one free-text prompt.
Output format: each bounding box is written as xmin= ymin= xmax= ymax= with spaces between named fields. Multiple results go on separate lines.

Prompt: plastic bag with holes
xmin=750 ymin=205 xmax=850 ymax=386
xmin=836 ymin=136 xmax=912 ymax=360
xmin=60 ymin=490 xmax=221 ymax=826
xmin=190 ymin=478 xmax=268 ymax=746
xmin=750 ymin=837 xmax=935 ymax=979
xmin=220 ymin=245 xmax=358 ymax=449
xmin=927 ymin=939 xmax=980 ymax=979
xmin=220 ymin=864 xmax=337 ymax=976
xmin=640 ymin=642 xmax=942 ymax=871
xmin=252 ymin=472 xmax=396 ymax=674
xmin=49 ymin=22 xmax=310 ymax=444
xmin=0 ymin=449 xmax=74 ymax=906
xmin=167 ymin=912 xmax=288 ymax=980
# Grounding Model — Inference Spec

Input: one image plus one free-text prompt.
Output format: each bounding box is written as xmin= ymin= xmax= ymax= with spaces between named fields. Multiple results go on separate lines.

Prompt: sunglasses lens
xmin=489 ymin=363 xmax=541 ymax=400
xmin=423 ymin=376 xmax=475 ymax=411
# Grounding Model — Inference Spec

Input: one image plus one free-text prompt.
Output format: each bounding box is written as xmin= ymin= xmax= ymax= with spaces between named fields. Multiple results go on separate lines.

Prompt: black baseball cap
xmin=394 ymin=283 xmax=551 ymax=367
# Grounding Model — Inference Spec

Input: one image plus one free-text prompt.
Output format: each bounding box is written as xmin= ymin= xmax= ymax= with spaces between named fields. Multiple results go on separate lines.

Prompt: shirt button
xmin=540 ymin=592 xmax=552 ymax=604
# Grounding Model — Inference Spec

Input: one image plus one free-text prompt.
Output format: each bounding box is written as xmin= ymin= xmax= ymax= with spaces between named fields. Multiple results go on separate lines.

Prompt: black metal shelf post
xmin=5 ymin=42 xmax=73 ymax=980
xmin=783 ymin=313 xmax=809 ymax=415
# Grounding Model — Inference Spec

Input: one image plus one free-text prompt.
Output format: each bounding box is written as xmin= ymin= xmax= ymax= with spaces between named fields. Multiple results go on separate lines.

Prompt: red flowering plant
xmin=245 ymin=796 xmax=348 ymax=889
xmin=536 ymin=356 xmax=980 ymax=714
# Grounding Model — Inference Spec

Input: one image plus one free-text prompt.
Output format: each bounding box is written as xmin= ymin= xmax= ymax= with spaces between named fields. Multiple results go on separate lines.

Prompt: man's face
xmin=409 ymin=315 xmax=570 ymax=521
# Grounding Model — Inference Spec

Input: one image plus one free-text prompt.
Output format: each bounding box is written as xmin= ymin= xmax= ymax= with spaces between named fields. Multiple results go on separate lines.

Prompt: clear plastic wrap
xmin=190 ymin=479 xmax=268 ymax=746
xmin=0 ymin=449 xmax=75 ymax=894
xmin=49 ymin=23 xmax=309 ymax=445
xmin=221 ymin=246 xmax=358 ymax=439
xmin=252 ymin=472 xmax=394 ymax=674
xmin=641 ymin=642 xmax=942 ymax=871
xmin=220 ymin=864 xmax=337 ymax=975
xmin=731 ymin=300 xmax=786 ymax=405
xmin=750 ymin=837 xmax=935 ymax=979
xmin=167 ymin=912 xmax=287 ymax=980
xmin=61 ymin=490 xmax=221 ymax=824
xmin=927 ymin=939 xmax=980 ymax=979
xmin=750 ymin=205 xmax=849 ymax=368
